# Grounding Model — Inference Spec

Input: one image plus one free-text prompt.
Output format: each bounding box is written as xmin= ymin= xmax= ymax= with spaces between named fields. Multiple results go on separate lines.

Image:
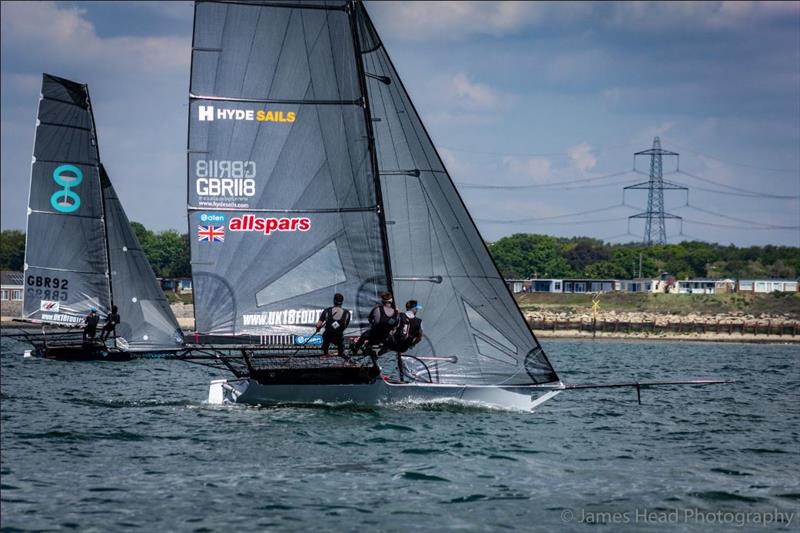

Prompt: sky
xmin=1 ymin=1 xmax=799 ymax=246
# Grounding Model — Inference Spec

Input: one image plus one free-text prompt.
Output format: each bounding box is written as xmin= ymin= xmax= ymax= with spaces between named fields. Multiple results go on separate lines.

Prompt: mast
xmin=348 ymin=0 xmax=394 ymax=297
xmin=85 ymin=85 xmax=115 ymax=308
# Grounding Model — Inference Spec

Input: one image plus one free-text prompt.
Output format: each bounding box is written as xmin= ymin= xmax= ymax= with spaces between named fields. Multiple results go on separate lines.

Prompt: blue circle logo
xmin=50 ymin=164 xmax=83 ymax=213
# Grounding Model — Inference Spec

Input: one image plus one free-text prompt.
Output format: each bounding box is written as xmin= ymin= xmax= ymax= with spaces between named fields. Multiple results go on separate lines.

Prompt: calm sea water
xmin=1 ymin=336 xmax=798 ymax=532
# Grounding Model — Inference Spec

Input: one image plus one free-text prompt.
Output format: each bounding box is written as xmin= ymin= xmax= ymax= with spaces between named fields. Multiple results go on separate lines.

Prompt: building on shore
xmin=506 ymin=276 xmax=798 ymax=295
xmin=738 ymin=279 xmax=798 ymax=293
xmin=1 ymin=271 xmax=23 ymax=302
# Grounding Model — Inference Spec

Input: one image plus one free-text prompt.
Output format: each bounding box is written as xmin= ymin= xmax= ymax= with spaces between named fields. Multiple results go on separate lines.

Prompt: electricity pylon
xmin=625 ymin=137 xmax=686 ymax=245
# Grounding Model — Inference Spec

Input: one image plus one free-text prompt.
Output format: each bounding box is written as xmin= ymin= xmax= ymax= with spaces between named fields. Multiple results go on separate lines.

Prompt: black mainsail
xmin=23 ymin=74 xmax=183 ymax=352
xmin=188 ymin=1 xmax=558 ymax=386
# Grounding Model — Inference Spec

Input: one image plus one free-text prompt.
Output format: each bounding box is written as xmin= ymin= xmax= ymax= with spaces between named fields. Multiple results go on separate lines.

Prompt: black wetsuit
xmin=353 ymin=304 xmax=398 ymax=354
xmin=83 ymin=313 xmax=100 ymax=342
xmin=101 ymin=312 xmax=120 ymax=341
xmin=384 ymin=312 xmax=422 ymax=354
xmin=318 ymin=306 xmax=350 ymax=356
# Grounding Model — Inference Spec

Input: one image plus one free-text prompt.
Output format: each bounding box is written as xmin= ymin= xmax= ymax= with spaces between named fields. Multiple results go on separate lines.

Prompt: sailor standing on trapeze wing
xmin=352 ymin=291 xmax=398 ymax=356
xmin=315 ymin=293 xmax=351 ymax=357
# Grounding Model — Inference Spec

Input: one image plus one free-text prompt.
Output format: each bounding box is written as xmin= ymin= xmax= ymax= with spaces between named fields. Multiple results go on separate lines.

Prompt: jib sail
xmin=355 ymin=4 xmax=559 ymax=385
xmin=101 ymin=166 xmax=184 ymax=350
xmin=23 ymin=74 xmax=111 ymax=326
xmin=188 ymin=1 xmax=388 ymax=337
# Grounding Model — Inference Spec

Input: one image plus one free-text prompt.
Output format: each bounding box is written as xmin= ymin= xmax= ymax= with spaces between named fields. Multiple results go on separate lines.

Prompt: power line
xmin=457 ymin=170 xmax=630 ymax=190
xmin=438 ymin=141 xmax=639 ymax=159
xmin=683 ymin=219 xmax=800 ymax=230
xmin=678 ymin=170 xmax=799 ymax=199
xmin=476 ymin=203 xmax=630 ymax=224
xmin=661 ymin=136 xmax=799 ymax=173
xmin=679 ymin=203 xmax=797 ymax=228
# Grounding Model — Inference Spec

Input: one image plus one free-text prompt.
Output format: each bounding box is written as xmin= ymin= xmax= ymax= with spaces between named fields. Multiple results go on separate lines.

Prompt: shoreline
xmin=3 ymin=316 xmax=798 ymax=345
xmin=533 ymin=329 xmax=800 ymax=344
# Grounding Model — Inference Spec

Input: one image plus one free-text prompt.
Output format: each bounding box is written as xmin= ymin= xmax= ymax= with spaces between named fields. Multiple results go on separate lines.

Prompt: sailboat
xmin=181 ymin=0 xmax=561 ymax=409
xmin=21 ymin=74 xmax=185 ymax=360
xmin=184 ymin=1 xmax=730 ymax=409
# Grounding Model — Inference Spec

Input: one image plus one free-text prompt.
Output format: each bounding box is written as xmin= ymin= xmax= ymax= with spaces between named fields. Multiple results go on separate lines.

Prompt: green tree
xmin=0 ymin=230 xmax=25 ymax=271
xmin=490 ymin=234 xmax=574 ymax=278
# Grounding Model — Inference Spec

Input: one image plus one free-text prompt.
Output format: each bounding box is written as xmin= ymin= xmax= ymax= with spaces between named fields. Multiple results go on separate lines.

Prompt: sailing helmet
xmin=333 ymin=293 xmax=344 ymax=305
xmin=381 ymin=292 xmax=393 ymax=303
xmin=90 ymin=307 xmax=97 ymax=313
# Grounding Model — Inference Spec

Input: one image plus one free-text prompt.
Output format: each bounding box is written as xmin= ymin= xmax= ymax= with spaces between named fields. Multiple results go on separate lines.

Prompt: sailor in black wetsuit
xmin=381 ymin=300 xmax=424 ymax=381
xmin=100 ymin=304 xmax=120 ymax=342
xmin=82 ymin=308 xmax=100 ymax=343
xmin=352 ymin=292 xmax=398 ymax=356
xmin=316 ymin=293 xmax=350 ymax=357
xmin=382 ymin=300 xmax=423 ymax=354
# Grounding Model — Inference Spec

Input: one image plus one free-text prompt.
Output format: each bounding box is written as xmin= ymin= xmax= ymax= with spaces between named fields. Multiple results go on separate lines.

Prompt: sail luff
xmin=85 ymin=84 xmax=115 ymax=308
xmin=347 ymin=1 xmax=393 ymax=298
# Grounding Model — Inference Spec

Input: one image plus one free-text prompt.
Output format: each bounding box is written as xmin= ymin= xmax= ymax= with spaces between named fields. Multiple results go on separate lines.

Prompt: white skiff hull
xmin=208 ymin=378 xmax=563 ymax=411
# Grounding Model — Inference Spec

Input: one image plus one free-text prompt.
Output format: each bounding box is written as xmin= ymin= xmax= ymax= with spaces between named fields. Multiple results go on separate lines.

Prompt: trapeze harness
xmin=369 ymin=305 xmax=398 ymax=342
xmin=321 ymin=306 xmax=350 ymax=340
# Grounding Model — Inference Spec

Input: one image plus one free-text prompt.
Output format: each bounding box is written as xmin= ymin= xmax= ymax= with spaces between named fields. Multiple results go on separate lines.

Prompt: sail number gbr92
xmin=26 ymin=275 xmax=69 ymax=302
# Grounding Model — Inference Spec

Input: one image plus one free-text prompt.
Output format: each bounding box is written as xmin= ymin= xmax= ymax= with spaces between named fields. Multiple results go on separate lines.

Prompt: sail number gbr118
xmin=195 ymin=160 xmax=255 ymax=197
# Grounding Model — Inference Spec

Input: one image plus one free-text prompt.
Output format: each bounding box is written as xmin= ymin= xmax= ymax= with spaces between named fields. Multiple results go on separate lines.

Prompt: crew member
xmin=100 ymin=304 xmax=120 ymax=342
xmin=316 ymin=293 xmax=350 ymax=357
xmin=83 ymin=308 xmax=100 ymax=343
xmin=382 ymin=300 xmax=423 ymax=354
xmin=352 ymin=292 xmax=398 ymax=356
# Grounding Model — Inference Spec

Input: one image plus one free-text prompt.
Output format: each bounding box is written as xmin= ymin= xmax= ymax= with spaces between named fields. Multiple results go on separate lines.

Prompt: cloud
xmin=449 ymin=73 xmax=498 ymax=110
xmin=606 ymin=1 xmax=800 ymax=31
xmin=368 ymin=1 xmax=550 ymax=41
xmin=502 ymin=156 xmax=553 ymax=182
xmin=566 ymin=143 xmax=597 ymax=173
xmin=0 ymin=1 xmax=189 ymax=74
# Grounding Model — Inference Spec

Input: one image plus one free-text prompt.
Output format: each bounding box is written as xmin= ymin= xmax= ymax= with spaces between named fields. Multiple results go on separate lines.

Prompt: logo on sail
xmin=229 ymin=214 xmax=311 ymax=236
xmin=197 ymin=225 xmax=225 ymax=243
xmin=199 ymin=213 xmax=226 ymax=223
xmin=198 ymin=105 xmax=295 ymax=123
xmin=39 ymin=300 xmax=60 ymax=312
xmin=50 ymin=164 xmax=83 ymax=213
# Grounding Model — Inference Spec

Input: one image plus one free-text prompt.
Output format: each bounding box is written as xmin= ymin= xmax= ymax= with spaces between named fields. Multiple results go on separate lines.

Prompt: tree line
xmin=0 ymin=225 xmax=190 ymax=279
xmin=489 ymin=234 xmax=800 ymax=280
xmin=1 ymin=228 xmax=798 ymax=281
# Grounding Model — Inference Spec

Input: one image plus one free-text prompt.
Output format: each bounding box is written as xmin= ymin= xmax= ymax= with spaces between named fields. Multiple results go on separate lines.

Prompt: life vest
xmin=322 ymin=306 xmax=350 ymax=334
xmin=371 ymin=304 xmax=398 ymax=336
xmin=84 ymin=314 xmax=99 ymax=328
xmin=391 ymin=313 xmax=421 ymax=349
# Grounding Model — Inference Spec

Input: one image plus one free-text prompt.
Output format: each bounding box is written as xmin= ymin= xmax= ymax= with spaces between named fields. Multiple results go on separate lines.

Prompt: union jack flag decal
xmin=197 ymin=225 xmax=225 ymax=243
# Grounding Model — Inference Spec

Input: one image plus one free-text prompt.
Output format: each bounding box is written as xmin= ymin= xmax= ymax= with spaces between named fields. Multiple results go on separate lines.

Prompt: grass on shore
xmin=515 ymin=291 xmax=800 ymax=318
